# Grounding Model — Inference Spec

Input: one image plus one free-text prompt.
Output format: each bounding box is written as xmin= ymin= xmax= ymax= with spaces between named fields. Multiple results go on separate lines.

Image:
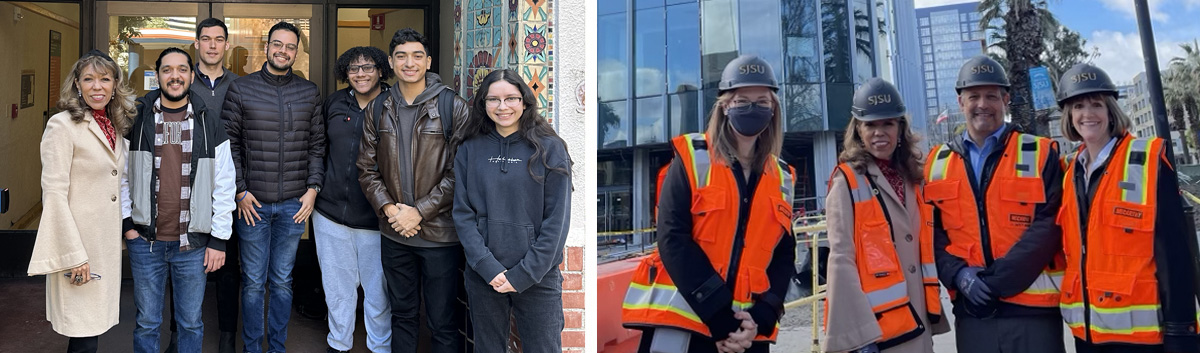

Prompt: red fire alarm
xmin=10 ymin=103 xmax=16 ymax=120
xmin=370 ymin=14 xmax=385 ymax=30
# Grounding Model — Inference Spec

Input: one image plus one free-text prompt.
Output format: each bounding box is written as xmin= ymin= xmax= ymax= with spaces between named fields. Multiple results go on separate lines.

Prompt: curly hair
xmin=461 ymin=69 xmax=573 ymax=184
xmin=58 ymin=55 xmax=136 ymax=135
xmin=839 ymin=115 xmax=925 ymax=184
xmin=334 ymin=46 xmax=394 ymax=83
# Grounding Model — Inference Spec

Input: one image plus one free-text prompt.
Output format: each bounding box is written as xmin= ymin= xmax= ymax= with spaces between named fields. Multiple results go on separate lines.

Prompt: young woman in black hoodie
xmin=452 ymin=69 xmax=574 ymax=353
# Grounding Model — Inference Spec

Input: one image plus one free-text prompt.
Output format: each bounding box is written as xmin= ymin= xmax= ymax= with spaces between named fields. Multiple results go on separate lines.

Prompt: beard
xmin=161 ymin=79 xmax=189 ymax=103
xmin=268 ymin=54 xmax=293 ymax=73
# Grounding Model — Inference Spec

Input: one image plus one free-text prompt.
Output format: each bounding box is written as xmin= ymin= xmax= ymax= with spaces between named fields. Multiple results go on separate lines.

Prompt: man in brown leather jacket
xmin=356 ymin=28 xmax=470 ymax=353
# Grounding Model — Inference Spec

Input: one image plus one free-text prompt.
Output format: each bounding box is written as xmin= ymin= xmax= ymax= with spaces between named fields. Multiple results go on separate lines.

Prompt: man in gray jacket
xmin=222 ymin=21 xmax=325 ymax=353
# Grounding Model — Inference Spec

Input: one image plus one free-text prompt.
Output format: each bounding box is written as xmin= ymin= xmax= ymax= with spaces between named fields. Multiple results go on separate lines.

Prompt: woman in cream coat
xmin=822 ymin=78 xmax=949 ymax=353
xmin=27 ymin=50 xmax=136 ymax=353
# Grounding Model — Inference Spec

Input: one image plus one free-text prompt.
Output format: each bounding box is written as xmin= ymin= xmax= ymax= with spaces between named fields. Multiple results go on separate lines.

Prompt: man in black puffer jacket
xmin=220 ymin=21 xmax=325 ymax=353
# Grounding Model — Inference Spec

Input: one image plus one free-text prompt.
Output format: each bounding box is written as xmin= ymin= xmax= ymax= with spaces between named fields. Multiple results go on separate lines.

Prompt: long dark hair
xmin=462 ymin=69 xmax=572 ymax=184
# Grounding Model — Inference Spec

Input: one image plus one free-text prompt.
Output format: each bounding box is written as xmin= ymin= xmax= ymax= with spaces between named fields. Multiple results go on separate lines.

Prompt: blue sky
xmin=914 ymin=0 xmax=1200 ymax=85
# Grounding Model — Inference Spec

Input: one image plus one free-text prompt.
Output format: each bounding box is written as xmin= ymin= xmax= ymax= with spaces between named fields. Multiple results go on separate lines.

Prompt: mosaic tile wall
xmin=454 ymin=0 xmax=554 ymax=124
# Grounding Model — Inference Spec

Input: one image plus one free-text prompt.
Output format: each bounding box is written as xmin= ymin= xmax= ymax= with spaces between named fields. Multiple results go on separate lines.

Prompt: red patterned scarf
xmin=874 ymin=157 xmax=905 ymax=205
xmin=92 ymin=109 xmax=116 ymax=150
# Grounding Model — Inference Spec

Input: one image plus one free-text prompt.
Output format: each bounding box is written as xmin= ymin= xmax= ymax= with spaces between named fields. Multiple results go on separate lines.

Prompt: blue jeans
xmin=236 ymin=198 xmax=305 ymax=353
xmin=127 ymin=237 xmax=207 ymax=353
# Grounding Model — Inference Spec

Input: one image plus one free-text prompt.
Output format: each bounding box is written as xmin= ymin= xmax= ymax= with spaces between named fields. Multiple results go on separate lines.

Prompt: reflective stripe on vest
xmin=779 ymin=158 xmax=794 ymax=205
xmin=623 ymin=282 xmax=702 ymax=323
xmin=1061 ymin=302 xmax=1162 ymax=335
xmin=681 ymin=133 xmax=712 ymax=188
xmin=927 ymin=145 xmax=953 ymax=182
xmin=1121 ymin=138 xmax=1152 ymax=205
xmin=1016 ymin=133 xmax=1042 ymax=178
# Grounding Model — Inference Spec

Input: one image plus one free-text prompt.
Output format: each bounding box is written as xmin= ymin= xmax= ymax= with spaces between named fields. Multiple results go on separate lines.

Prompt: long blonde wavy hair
xmin=58 ymin=54 xmax=136 ymax=135
xmin=839 ymin=115 xmax=925 ymax=184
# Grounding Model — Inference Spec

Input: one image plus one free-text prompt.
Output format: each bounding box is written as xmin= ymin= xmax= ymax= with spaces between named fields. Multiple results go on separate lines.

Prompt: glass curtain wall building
xmin=597 ymin=0 xmax=923 ymax=253
xmin=915 ymin=2 xmax=985 ymax=146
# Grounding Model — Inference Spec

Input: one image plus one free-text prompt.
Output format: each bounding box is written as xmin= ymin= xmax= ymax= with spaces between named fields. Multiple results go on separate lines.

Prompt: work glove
xmin=955 ymin=266 xmax=993 ymax=307
xmin=854 ymin=343 xmax=880 ymax=353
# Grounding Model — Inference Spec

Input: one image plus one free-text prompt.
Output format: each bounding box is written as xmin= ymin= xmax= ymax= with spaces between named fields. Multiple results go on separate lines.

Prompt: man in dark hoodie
xmin=358 ymin=28 xmax=470 ymax=353
xmin=222 ymin=21 xmax=325 ymax=353
xmin=121 ymin=47 xmax=236 ymax=353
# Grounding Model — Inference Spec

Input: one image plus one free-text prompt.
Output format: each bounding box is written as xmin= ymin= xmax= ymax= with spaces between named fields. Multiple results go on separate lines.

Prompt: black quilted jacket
xmin=221 ymin=62 xmax=326 ymax=204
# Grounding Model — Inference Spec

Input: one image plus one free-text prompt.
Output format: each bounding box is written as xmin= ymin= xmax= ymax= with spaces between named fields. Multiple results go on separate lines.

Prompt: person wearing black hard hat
xmin=1054 ymin=63 xmax=1199 ymax=353
xmin=925 ymin=55 xmax=1068 ymax=353
xmin=822 ymin=78 xmax=951 ymax=353
xmin=622 ymin=55 xmax=795 ymax=353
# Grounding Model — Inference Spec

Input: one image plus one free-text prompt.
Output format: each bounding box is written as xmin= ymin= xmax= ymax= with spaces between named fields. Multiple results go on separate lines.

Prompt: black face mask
xmin=726 ymin=105 xmax=773 ymax=136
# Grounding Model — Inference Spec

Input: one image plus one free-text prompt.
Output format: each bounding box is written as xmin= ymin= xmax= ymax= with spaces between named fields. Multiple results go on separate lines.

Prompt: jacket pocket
xmin=924 ymin=180 xmax=964 ymax=229
xmin=189 ymin=158 xmax=215 ymax=234
xmin=995 ymin=177 xmax=1043 ymax=229
xmin=858 ymin=218 xmax=900 ymax=276
xmin=485 ymin=220 xmax=533 ymax=268
xmin=1099 ymin=200 xmax=1154 ymax=257
xmin=690 ymin=185 xmax=728 ymax=243
xmin=129 ymin=150 xmax=154 ymax=225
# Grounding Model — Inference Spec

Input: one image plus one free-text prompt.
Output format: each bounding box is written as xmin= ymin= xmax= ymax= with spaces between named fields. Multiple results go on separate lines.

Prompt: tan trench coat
xmin=821 ymin=162 xmax=950 ymax=353
xmin=27 ymin=111 xmax=126 ymax=337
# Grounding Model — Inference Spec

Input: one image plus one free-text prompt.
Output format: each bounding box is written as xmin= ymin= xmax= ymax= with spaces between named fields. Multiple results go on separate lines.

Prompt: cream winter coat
xmin=822 ymin=162 xmax=950 ymax=353
xmin=27 ymin=110 xmax=126 ymax=337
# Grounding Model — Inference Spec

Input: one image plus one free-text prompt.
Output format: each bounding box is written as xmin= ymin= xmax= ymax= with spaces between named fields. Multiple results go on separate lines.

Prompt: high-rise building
xmin=597 ymin=0 xmax=925 ymax=248
xmin=915 ymin=1 xmax=986 ymax=145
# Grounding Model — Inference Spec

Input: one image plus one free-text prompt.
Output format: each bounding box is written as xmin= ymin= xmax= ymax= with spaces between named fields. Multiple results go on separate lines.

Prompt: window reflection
xmin=822 ymin=0 xmax=850 ymax=84
xmin=635 ymin=96 xmax=666 ymax=144
xmin=600 ymin=100 xmax=629 ymax=148
xmin=786 ymin=84 xmax=823 ymax=131
xmin=666 ymin=3 xmax=700 ymax=93
xmin=783 ymin=0 xmax=819 ymax=84
xmin=598 ymin=13 xmax=629 ymax=101
xmin=738 ymin=0 xmax=783 ymax=85
xmin=635 ymin=7 xmax=665 ymax=97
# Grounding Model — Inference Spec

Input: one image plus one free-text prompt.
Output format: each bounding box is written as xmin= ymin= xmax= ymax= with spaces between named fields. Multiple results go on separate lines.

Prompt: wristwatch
xmin=309 ymin=185 xmax=321 ymax=193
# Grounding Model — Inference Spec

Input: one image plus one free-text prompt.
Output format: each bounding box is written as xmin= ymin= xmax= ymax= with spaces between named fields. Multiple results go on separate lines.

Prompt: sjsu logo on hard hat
xmin=970 ymin=65 xmax=995 ymax=74
xmin=739 ymin=64 xmax=767 ymax=75
xmin=867 ymin=94 xmax=892 ymax=106
xmin=1071 ymin=72 xmax=1098 ymax=83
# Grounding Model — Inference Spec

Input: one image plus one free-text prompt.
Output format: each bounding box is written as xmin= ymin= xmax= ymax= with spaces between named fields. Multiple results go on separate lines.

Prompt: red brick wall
xmin=561 ymin=245 xmax=585 ymax=353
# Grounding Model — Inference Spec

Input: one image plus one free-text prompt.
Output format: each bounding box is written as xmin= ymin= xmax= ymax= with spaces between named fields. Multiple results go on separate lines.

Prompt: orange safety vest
xmin=823 ymin=164 xmax=943 ymax=347
xmin=923 ymin=132 xmax=1065 ymax=308
xmin=622 ymin=133 xmax=795 ymax=342
xmin=1057 ymin=134 xmax=1184 ymax=345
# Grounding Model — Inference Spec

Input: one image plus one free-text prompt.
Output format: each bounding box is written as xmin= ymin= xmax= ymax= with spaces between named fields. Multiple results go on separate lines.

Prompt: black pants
xmin=382 ymin=240 xmax=464 ymax=353
xmin=955 ymin=314 xmax=1066 ymax=353
xmin=169 ymin=230 xmax=241 ymax=333
xmin=464 ymin=267 xmax=563 ymax=353
xmin=66 ymin=336 xmax=97 ymax=353
xmin=1074 ymin=338 xmax=1164 ymax=353
xmin=635 ymin=328 xmax=769 ymax=353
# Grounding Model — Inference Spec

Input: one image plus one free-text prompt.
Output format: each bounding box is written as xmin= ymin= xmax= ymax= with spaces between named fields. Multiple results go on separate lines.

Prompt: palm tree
xmin=977 ymin=0 xmax=1060 ymax=136
xmin=1170 ymin=40 xmax=1200 ymax=161
xmin=1163 ymin=68 xmax=1192 ymax=164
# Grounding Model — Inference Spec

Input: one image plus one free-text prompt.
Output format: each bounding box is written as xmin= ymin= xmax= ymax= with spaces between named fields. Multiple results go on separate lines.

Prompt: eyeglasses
xmin=347 ymin=64 xmax=377 ymax=74
xmin=269 ymin=40 xmax=298 ymax=52
xmin=63 ymin=272 xmax=102 ymax=281
xmin=729 ymin=99 xmax=773 ymax=109
xmin=484 ymin=97 xmax=524 ymax=108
